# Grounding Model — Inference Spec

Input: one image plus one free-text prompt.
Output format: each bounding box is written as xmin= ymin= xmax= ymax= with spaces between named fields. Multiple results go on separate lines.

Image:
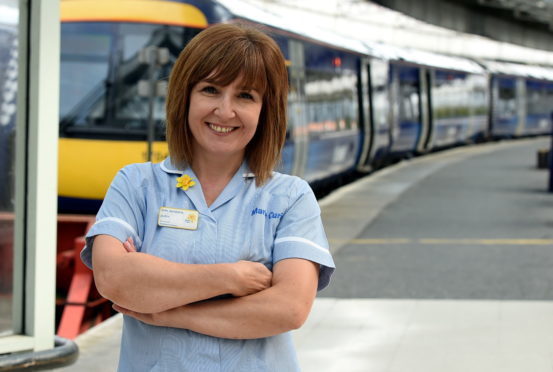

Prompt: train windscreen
xmin=60 ymin=22 xmax=200 ymax=140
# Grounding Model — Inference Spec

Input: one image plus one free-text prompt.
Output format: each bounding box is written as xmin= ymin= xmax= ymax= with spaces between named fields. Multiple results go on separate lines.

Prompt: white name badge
xmin=158 ymin=207 xmax=199 ymax=230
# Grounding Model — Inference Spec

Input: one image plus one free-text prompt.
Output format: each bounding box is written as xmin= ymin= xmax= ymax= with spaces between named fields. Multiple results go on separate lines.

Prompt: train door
xmin=389 ymin=64 xmax=422 ymax=155
xmin=467 ymin=73 xmax=489 ymax=142
xmin=515 ymin=77 xmax=526 ymax=136
xmin=416 ymin=68 xmax=431 ymax=154
xmin=270 ymin=35 xmax=294 ymax=175
xmin=490 ymin=76 xmax=519 ymax=137
xmin=428 ymin=69 xmax=477 ymax=148
xmin=300 ymin=43 xmax=361 ymax=183
xmin=355 ymin=57 xmax=372 ymax=172
xmin=286 ymin=39 xmax=308 ymax=178
xmin=366 ymin=58 xmax=391 ymax=168
xmin=524 ymin=79 xmax=553 ymax=135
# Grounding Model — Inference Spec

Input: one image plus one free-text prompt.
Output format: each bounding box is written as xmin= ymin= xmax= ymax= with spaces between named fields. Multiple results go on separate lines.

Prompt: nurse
xmin=82 ymin=23 xmax=335 ymax=371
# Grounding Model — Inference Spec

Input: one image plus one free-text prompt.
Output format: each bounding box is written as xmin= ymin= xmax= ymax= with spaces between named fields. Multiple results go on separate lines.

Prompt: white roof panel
xmin=480 ymin=60 xmax=553 ymax=81
xmin=217 ymin=0 xmax=367 ymax=54
xmin=238 ymin=0 xmax=553 ymax=66
xmin=365 ymin=41 xmax=485 ymax=74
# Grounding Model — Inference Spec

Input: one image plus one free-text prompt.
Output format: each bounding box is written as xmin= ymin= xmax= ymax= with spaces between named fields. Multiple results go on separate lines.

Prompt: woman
xmin=82 ymin=23 xmax=335 ymax=371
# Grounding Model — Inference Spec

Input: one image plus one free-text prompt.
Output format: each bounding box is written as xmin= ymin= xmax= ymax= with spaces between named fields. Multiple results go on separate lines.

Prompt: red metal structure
xmin=56 ymin=215 xmax=112 ymax=339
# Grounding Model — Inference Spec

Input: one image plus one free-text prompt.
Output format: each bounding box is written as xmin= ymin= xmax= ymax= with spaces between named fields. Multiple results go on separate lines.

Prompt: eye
xmin=200 ymin=85 xmax=218 ymax=94
xmin=238 ymin=91 xmax=255 ymax=100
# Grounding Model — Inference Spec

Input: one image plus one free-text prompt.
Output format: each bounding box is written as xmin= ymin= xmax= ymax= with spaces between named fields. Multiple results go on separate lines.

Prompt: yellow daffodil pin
xmin=176 ymin=174 xmax=196 ymax=191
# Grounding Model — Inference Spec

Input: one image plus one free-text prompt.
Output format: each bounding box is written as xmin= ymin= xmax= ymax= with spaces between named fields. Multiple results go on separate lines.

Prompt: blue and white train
xmin=0 ymin=0 xmax=552 ymax=214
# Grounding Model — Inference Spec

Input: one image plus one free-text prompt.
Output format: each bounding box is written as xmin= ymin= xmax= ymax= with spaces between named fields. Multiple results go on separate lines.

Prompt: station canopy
xmin=474 ymin=0 xmax=553 ymax=26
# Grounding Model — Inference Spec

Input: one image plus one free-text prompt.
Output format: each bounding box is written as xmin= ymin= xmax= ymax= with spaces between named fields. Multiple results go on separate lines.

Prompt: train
xmin=1 ymin=0 xmax=553 ymax=337
xmin=53 ymin=0 xmax=553 ymax=214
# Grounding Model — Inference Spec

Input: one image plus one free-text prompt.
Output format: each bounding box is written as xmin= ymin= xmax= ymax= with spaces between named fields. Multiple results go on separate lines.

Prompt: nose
xmin=214 ymin=94 xmax=236 ymax=120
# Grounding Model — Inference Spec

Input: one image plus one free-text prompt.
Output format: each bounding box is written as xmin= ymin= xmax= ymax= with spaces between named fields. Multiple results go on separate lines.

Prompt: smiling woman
xmin=82 ymin=23 xmax=335 ymax=372
xmin=166 ymin=23 xmax=288 ymax=186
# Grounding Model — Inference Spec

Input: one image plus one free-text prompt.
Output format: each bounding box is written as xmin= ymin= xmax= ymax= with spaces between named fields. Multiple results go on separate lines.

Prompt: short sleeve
xmin=273 ymin=180 xmax=335 ymax=291
xmin=81 ymin=165 xmax=146 ymax=269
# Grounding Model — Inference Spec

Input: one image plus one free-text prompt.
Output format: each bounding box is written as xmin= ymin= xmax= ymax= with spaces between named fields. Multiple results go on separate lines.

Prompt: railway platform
xmin=56 ymin=137 xmax=553 ymax=372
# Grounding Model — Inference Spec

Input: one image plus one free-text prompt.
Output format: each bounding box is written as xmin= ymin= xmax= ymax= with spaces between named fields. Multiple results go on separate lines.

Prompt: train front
xmin=58 ymin=0 xmax=211 ymax=213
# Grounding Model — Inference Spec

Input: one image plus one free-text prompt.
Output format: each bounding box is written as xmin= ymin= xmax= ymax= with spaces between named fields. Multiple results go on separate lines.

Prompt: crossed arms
xmin=91 ymin=234 xmax=320 ymax=339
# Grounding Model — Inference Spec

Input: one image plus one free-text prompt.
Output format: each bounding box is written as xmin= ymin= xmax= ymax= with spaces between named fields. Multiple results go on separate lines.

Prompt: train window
xmin=526 ymin=80 xmax=548 ymax=116
xmin=432 ymin=71 xmax=469 ymax=120
xmin=468 ymin=75 xmax=488 ymax=117
xmin=496 ymin=78 xmax=517 ymax=118
xmin=370 ymin=60 xmax=389 ymax=132
xmin=394 ymin=66 xmax=420 ymax=127
xmin=304 ymin=69 xmax=358 ymax=136
xmin=60 ymin=22 xmax=200 ymax=140
xmin=399 ymin=83 xmax=419 ymax=123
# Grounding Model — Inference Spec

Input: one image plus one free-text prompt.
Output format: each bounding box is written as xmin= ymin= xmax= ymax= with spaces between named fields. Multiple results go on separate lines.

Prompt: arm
xmin=92 ymin=234 xmax=272 ymax=314
xmin=114 ymin=258 xmax=320 ymax=339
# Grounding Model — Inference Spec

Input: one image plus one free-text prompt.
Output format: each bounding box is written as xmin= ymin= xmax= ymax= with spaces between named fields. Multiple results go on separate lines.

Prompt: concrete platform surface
xmin=295 ymin=298 xmax=553 ymax=372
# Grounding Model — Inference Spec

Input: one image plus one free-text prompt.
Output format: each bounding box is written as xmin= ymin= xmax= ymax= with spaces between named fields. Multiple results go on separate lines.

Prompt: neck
xmin=191 ymin=152 xmax=244 ymax=184
xmin=191 ymin=152 xmax=245 ymax=207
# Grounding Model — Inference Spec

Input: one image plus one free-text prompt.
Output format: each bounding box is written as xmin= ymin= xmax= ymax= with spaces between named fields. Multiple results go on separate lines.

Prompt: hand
xmin=122 ymin=237 xmax=137 ymax=253
xmin=113 ymin=304 xmax=167 ymax=327
xmin=228 ymin=260 xmax=272 ymax=297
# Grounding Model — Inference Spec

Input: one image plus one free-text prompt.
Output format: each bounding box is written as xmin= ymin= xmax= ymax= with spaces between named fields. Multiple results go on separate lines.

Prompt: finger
xmin=128 ymin=238 xmax=137 ymax=251
xmin=122 ymin=239 xmax=137 ymax=253
xmin=122 ymin=241 xmax=133 ymax=252
xmin=113 ymin=304 xmax=129 ymax=314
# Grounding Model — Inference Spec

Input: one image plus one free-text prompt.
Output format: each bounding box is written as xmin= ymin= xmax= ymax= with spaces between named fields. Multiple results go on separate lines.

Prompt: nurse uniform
xmin=82 ymin=157 xmax=335 ymax=372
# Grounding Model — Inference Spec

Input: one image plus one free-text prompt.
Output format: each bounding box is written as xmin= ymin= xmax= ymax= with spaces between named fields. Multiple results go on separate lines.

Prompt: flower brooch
xmin=176 ymin=174 xmax=196 ymax=191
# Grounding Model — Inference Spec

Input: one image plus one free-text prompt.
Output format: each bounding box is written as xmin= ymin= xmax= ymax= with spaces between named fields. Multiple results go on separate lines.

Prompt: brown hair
xmin=166 ymin=23 xmax=288 ymax=186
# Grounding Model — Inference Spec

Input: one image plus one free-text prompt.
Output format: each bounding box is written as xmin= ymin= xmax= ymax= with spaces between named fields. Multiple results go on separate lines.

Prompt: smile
xmin=207 ymin=123 xmax=236 ymax=134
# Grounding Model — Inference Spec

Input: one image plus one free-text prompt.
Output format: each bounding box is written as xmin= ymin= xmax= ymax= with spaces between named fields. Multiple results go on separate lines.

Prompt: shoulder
xmin=259 ymin=172 xmax=313 ymax=200
xmin=118 ymin=161 xmax=156 ymax=174
xmin=112 ymin=162 xmax=162 ymax=189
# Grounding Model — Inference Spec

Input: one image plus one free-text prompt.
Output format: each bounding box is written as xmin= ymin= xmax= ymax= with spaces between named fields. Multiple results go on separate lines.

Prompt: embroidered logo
xmin=251 ymin=208 xmax=284 ymax=220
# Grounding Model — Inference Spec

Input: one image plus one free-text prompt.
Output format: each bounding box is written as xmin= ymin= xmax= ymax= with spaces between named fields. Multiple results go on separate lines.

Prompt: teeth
xmin=208 ymin=123 xmax=234 ymax=133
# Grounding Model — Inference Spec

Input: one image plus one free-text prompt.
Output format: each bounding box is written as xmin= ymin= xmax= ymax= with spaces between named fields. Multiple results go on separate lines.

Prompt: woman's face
xmin=187 ymin=74 xmax=263 ymax=161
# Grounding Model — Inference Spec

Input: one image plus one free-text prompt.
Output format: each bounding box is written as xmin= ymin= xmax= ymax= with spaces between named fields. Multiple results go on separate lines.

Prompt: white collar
xmin=160 ymin=157 xmax=255 ymax=178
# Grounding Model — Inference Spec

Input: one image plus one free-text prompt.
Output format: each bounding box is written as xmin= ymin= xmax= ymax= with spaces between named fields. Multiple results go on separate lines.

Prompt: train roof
xmin=480 ymin=60 xmax=553 ymax=81
xmin=364 ymin=41 xmax=486 ymax=74
xmin=217 ymin=0 xmax=485 ymax=74
xmin=216 ymin=0 xmax=367 ymax=55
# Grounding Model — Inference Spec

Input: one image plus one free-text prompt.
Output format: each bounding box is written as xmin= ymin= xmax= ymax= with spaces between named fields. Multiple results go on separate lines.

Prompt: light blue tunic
xmin=81 ymin=157 xmax=335 ymax=372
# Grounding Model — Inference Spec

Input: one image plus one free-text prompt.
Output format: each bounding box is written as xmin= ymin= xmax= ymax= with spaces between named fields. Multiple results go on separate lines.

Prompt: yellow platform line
xmin=330 ymin=238 xmax=553 ymax=246
xmin=419 ymin=239 xmax=553 ymax=245
xmin=345 ymin=239 xmax=412 ymax=244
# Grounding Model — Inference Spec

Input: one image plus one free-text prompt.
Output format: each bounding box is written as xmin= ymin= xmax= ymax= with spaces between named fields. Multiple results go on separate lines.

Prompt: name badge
xmin=158 ymin=207 xmax=199 ymax=230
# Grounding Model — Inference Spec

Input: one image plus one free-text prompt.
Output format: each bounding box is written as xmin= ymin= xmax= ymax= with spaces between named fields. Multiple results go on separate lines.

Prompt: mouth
xmin=207 ymin=122 xmax=237 ymax=134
